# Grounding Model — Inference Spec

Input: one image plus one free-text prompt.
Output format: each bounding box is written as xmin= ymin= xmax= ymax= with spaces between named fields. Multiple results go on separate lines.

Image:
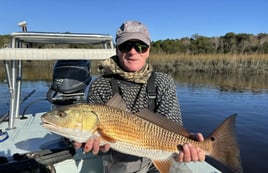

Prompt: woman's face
xmin=117 ymin=40 xmax=150 ymax=72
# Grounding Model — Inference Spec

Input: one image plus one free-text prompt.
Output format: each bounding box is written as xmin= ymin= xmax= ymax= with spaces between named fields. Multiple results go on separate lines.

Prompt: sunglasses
xmin=118 ymin=41 xmax=149 ymax=53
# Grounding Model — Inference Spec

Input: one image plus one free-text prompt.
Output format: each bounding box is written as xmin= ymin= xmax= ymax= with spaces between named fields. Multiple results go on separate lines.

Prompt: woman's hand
xmin=73 ymin=137 xmax=110 ymax=155
xmin=176 ymin=133 xmax=206 ymax=162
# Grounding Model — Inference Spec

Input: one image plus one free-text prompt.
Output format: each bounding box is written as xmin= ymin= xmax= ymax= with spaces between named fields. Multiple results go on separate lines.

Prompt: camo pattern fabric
xmin=97 ymin=55 xmax=153 ymax=84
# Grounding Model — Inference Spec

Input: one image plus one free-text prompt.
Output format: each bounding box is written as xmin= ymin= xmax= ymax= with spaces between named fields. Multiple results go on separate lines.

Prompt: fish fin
xmin=97 ymin=128 xmax=117 ymax=143
xmin=106 ymin=93 xmax=128 ymax=111
xmin=208 ymin=114 xmax=243 ymax=173
xmin=137 ymin=109 xmax=191 ymax=137
xmin=152 ymin=158 xmax=173 ymax=173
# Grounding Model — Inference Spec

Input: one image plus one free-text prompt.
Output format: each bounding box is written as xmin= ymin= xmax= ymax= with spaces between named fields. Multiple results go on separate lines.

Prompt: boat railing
xmin=0 ymin=21 xmax=116 ymax=129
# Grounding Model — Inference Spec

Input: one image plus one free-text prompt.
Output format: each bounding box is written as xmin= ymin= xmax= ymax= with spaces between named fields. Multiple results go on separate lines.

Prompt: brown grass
xmin=1 ymin=54 xmax=268 ymax=81
xmin=148 ymin=53 xmax=268 ymax=75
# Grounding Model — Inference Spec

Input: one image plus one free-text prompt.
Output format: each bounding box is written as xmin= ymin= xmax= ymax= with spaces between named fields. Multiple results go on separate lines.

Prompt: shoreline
xmin=1 ymin=53 xmax=268 ymax=78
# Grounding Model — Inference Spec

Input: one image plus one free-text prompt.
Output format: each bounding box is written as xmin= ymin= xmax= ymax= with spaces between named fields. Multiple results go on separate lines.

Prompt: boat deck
xmin=0 ymin=112 xmax=103 ymax=173
xmin=0 ymin=112 xmax=59 ymax=156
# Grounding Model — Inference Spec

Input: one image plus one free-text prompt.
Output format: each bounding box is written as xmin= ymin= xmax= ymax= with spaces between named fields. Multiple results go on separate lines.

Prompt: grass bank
xmin=148 ymin=53 xmax=268 ymax=75
xmin=1 ymin=54 xmax=268 ymax=80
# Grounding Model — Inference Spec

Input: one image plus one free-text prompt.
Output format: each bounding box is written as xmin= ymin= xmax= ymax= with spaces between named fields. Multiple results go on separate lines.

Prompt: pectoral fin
xmin=96 ymin=128 xmax=117 ymax=143
xmin=152 ymin=158 xmax=173 ymax=173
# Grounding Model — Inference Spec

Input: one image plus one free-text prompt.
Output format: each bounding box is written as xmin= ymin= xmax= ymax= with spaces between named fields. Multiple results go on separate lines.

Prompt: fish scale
xmin=88 ymin=104 xmax=208 ymax=156
xmin=41 ymin=94 xmax=243 ymax=173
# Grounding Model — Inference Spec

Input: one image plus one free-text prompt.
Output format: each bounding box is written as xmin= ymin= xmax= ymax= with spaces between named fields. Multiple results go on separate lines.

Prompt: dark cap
xmin=116 ymin=20 xmax=151 ymax=46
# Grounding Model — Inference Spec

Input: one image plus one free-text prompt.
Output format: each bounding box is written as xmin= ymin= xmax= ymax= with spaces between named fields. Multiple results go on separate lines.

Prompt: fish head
xmin=41 ymin=104 xmax=99 ymax=143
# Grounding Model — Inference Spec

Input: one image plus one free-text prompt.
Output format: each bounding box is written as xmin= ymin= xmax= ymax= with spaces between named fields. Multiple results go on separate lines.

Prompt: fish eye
xmin=210 ymin=136 xmax=216 ymax=141
xmin=58 ymin=111 xmax=66 ymax=118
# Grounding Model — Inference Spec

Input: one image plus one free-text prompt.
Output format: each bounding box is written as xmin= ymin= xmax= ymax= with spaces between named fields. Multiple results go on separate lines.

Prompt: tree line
xmin=1 ymin=32 xmax=268 ymax=54
xmin=150 ymin=32 xmax=268 ymax=54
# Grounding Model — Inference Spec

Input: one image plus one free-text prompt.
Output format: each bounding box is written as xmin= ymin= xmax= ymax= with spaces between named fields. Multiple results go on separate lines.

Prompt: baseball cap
xmin=116 ymin=20 xmax=151 ymax=46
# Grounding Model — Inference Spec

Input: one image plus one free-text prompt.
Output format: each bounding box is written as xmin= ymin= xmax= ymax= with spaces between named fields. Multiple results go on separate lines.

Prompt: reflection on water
xmin=172 ymin=71 xmax=268 ymax=93
xmin=1 ymin=62 xmax=268 ymax=92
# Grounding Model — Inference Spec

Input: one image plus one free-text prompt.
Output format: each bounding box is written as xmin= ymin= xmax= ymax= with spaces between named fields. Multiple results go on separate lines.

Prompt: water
xmin=0 ymin=81 xmax=51 ymax=116
xmin=1 ymin=74 xmax=268 ymax=173
xmin=176 ymin=82 xmax=268 ymax=173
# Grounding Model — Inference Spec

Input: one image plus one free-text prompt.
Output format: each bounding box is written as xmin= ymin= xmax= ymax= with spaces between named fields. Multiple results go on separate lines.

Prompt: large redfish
xmin=41 ymin=94 xmax=242 ymax=173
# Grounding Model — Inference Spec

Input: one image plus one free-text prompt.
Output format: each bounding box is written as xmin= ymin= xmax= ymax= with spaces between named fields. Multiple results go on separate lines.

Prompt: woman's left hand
xmin=176 ymin=133 xmax=206 ymax=162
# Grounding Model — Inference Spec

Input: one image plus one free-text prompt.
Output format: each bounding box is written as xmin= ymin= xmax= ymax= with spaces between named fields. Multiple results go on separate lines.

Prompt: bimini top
xmin=10 ymin=31 xmax=114 ymax=44
xmin=0 ymin=31 xmax=116 ymax=60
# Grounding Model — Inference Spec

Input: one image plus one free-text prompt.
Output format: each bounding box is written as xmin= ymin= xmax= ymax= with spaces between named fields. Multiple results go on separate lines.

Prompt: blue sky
xmin=0 ymin=0 xmax=267 ymax=41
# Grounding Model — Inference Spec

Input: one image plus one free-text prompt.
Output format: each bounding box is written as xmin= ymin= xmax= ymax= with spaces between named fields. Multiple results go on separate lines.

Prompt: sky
xmin=0 ymin=0 xmax=267 ymax=41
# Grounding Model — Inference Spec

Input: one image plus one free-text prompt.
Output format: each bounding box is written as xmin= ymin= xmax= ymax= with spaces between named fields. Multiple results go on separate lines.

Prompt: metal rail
xmin=1 ymin=21 xmax=115 ymax=129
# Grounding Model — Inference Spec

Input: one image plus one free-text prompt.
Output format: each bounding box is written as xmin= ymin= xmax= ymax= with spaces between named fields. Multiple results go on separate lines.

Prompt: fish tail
xmin=207 ymin=114 xmax=243 ymax=173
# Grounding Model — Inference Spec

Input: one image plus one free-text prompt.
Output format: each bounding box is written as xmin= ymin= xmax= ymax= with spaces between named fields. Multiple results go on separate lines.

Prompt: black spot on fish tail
xmin=207 ymin=114 xmax=243 ymax=173
xmin=210 ymin=136 xmax=216 ymax=141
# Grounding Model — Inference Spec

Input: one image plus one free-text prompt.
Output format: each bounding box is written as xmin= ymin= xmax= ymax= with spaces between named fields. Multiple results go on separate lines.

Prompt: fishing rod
xmin=0 ymin=89 xmax=36 ymax=143
xmin=0 ymin=89 xmax=36 ymax=123
xmin=20 ymin=98 xmax=48 ymax=119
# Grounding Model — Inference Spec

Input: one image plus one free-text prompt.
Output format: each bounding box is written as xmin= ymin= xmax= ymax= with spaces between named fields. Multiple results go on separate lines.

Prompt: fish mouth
xmin=41 ymin=117 xmax=62 ymax=130
xmin=41 ymin=117 xmax=91 ymax=143
xmin=40 ymin=117 xmax=72 ymax=140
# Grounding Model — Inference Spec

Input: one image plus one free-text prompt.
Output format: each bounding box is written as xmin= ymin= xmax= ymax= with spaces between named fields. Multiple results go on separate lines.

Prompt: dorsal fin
xmin=106 ymin=93 xmax=128 ymax=111
xmin=137 ymin=109 xmax=191 ymax=137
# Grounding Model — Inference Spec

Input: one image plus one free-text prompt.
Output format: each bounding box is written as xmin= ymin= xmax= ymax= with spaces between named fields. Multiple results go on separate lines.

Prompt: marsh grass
xmin=1 ymin=54 xmax=268 ymax=92
xmin=1 ymin=54 xmax=268 ymax=81
xmin=0 ymin=60 xmax=55 ymax=81
xmin=148 ymin=53 xmax=268 ymax=75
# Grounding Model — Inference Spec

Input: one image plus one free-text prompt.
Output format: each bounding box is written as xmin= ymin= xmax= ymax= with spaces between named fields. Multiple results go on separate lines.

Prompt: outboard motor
xmin=47 ymin=60 xmax=91 ymax=106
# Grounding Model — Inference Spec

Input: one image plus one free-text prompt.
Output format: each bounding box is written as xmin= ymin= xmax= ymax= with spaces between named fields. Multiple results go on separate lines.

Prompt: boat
xmin=0 ymin=22 xmax=226 ymax=173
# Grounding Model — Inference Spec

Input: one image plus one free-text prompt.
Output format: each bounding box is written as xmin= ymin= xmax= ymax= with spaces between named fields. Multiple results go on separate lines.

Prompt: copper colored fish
xmin=41 ymin=94 xmax=243 ymax=173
